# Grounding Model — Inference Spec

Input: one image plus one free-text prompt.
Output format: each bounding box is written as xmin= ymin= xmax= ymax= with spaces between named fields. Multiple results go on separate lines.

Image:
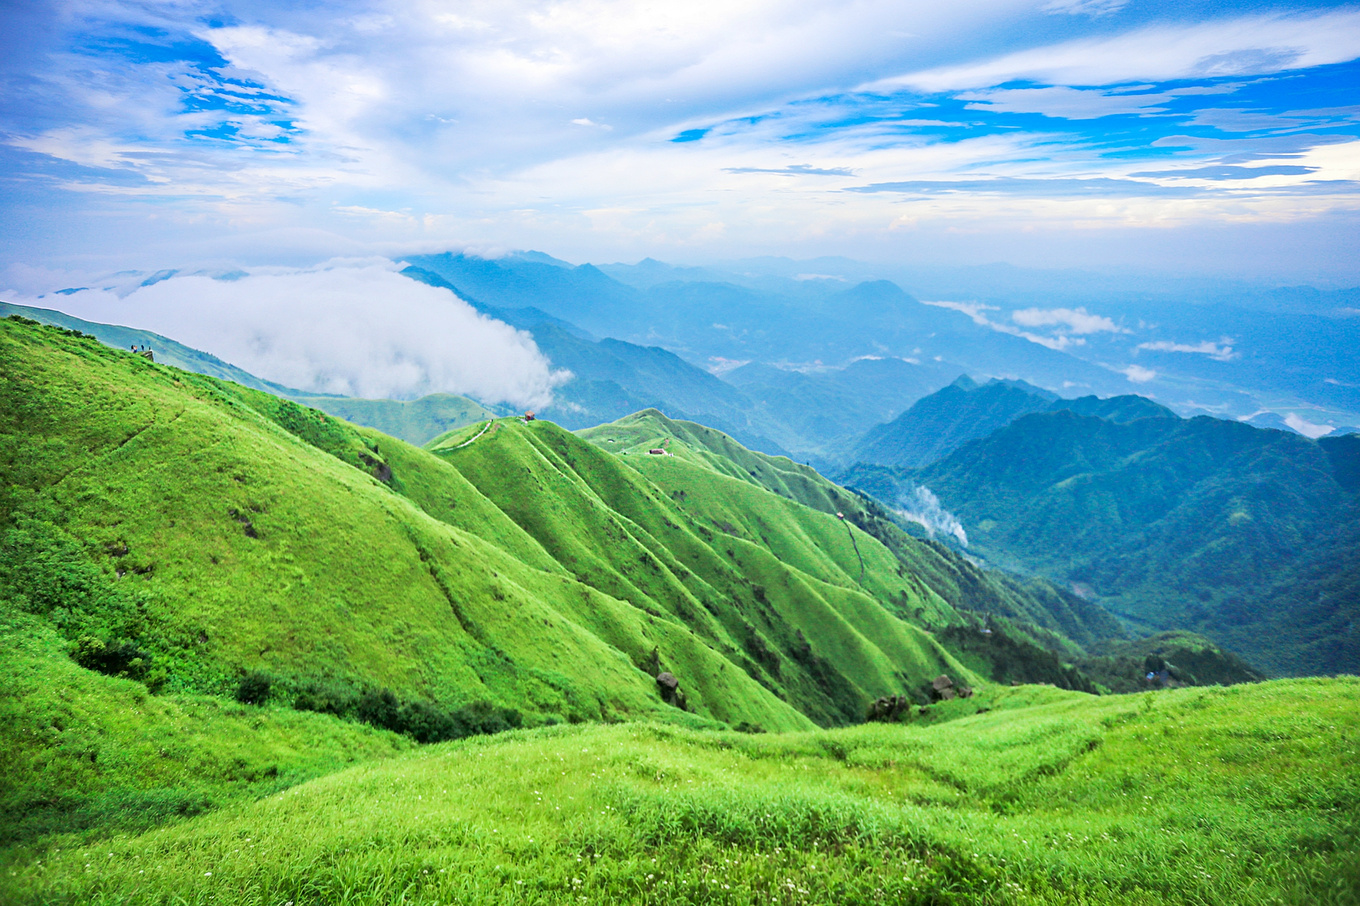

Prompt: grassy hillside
xmin=1 ymin=316 xmax=1010 ymax=750
xmin=4 ymin=678 xmax=1356 ymax=905
xmin=0 ymin=301 xmax=311 ymax=398
xmin=850 ymin=407 xmax=1360 ymax=676
xmin=0 ymin=315 xmax=808 ymax=736
xmin=582 ymin=410 xmax=1126 ymax=654
xmin=0 ymin=607 xmax=410 ymax=847
xmin=427 ymin=414 xmax=973 ymax=726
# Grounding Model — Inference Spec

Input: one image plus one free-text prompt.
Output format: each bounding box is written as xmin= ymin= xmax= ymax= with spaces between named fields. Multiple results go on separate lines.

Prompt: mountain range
xmin=843 ymin=378 xmax=1359 ymax=677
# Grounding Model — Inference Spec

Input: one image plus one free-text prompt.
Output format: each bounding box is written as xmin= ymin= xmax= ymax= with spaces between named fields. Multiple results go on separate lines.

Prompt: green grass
xmin=0 ymin=607 xmax=410 ymax=848
xmin=3 ymin=678 xmax=1356 ymax=905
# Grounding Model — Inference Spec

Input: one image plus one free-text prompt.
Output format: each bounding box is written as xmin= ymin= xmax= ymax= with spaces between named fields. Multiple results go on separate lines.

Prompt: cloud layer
xmin=1 ymin=1 xmax=1359 ymax=276
xmin=32 ymin=262 xmax=568 ymax=406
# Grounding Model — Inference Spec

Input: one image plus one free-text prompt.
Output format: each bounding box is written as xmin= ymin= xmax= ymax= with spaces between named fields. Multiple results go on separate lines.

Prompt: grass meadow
xmin=3 ymin=678 xmax=1357 ymax=905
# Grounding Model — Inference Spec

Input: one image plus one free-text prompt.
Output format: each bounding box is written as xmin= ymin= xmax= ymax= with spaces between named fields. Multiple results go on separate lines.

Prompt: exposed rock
xmin=866 ymin=693 xmax=913 ymax=723
xmin=656 ymin=671 xmax=680 ymax=705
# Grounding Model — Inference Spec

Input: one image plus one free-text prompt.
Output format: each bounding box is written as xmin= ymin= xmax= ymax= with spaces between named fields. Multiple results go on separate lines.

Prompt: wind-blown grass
xmin=3 ymin=678 xmax=1356 ymax=905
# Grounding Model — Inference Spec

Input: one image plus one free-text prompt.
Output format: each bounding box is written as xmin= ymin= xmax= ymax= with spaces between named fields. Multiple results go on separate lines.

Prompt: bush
xmin=294 ymin=679 xmax=358 ymax=717
xmin=71 ymin=635 xmax=151 ymax=679
xmin=294 ymin=681 xmax=521 ymax=744
xmin=356 ymin=687 xmax=401 ymax=732
xmin=235 ymin=671 xmax=273 ymax=705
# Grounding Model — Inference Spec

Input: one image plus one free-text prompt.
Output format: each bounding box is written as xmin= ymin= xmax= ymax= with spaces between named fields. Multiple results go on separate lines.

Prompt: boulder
xmin=656 ymin=672 xmax=680 ymax=705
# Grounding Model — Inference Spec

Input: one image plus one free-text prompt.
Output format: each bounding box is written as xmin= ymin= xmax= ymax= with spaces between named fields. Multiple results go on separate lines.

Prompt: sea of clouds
xmin=22 ymin=260 xmax=569 ymax=408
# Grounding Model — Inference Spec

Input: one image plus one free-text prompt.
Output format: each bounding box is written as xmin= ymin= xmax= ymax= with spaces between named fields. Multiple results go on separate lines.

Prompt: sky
xmin=2 ymin=0 xmax=1360 ymax=285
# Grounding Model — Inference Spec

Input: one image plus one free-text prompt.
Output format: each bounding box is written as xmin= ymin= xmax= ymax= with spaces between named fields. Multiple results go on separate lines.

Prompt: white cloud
xmin=877 ymin=9 xmax=1360 ymax=92
xmin=962 ymin=86 xmax=1171 ymax=119
xmin=1122 ymin=364 xmax=1157 ymax=383
xmin=922 ymin=299 xmax=1088 ymax=350
xmin=1011 ymin=306 xmax=1123 ymax=334
xmin=893 ymin=485 xmax=967 ymax=546
xmin=920 ymin=299 xmax=999 ymax=325
xmin=1136 ymin=338 xmax=1237 ymax=361
xmin=1041 ymin=0 xmax=1127 ymax=17
xmin=34 ymin=261 xmax=568 ymax=407
xmin=1284 ymin=412 xmax=1334 ymax=439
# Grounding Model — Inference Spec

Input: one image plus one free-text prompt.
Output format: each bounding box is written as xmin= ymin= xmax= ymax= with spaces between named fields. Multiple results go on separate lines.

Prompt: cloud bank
xmin=35 ymin=261 xmax=568 ymax=406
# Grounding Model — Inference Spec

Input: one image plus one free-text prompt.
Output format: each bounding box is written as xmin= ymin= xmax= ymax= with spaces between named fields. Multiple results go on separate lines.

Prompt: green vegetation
xmin=582 ymin=409 xmax=1126 ymax=653
xmin=2 ymin=316 xmax=1356 ymax=904
xmin=1075 ymin=631 xmax=1264 ymax=694
xmin=4 ymin=679 xmax=1356 ymax=905
xmin=848 ymin=406 xmax=1360 ymax=677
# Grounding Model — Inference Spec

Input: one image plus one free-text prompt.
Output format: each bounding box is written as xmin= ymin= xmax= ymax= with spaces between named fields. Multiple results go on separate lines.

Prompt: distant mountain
xmin=851 ymin=376 xmax=1058 ymax=469
xmin=400 ymin=263 xmax=791 ymax=452
xmin=723 ymin=357 xmax=961 ymax=462
xmin=405 ymin=251 xmax=1133 ymax=401
xmin=850 ymin=377 xmax=1179 ymax=469
xmin=403 ymin=252 xmax=641 ymax=337
xmin=846 ymin=408 xmax=1360 ymax=676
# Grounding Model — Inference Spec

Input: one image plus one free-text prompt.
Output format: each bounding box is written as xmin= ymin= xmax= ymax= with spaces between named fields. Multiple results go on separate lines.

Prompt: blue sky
xmin=2 ymin=0 xmax=1359 ymax=284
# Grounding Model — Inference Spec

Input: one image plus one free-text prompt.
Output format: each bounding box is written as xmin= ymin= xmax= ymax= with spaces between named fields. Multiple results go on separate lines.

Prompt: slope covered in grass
xmin=0 ymin=315 xmax=809 ymax=735
xmin=1 ymin=316 xmax=1008 ymax=749
xmin=427 ymin=414 xmax=973 ymax=726
xmin=5 ymin=678 xmax=1356 ymax=905
xmin=582 ymin=410 xmax=1126 ymax=653
xmin=0 ymin=301 xmax=308 ymax=398
xmin=0 ymin=608 xmax=409 ymax=847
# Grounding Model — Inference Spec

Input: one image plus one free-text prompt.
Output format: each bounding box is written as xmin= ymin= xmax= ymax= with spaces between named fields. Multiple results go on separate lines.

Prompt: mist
xmin=32 ymin=262 xmax=569 ymax=408
xmin=894 ymin=485 xmax=968 ymax=546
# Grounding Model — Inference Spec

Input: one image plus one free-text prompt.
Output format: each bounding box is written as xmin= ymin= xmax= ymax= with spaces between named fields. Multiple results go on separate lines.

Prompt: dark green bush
xmin=70 ymin=635 xmax=152 ymax=680
xmin=293 ymin=679 xmax=359 ymax=716
xmin=356 ymin=687 xmax=401 ymax=732
xmin=235 ymin=671 xmax=273 ymax=705
xmin=293 ymin=680 xmax=521 ymax=744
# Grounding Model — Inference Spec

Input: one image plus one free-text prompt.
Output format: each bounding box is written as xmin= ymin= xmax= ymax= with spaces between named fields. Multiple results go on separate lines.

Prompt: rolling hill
xmin=10 ymin=314 xmax=1121 ymax=841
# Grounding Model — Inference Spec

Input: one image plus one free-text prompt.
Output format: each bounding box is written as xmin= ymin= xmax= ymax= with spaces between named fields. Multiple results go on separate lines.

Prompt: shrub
xmin=70 ymin=635 xmax=152 ymax=680
xmin=294 ymin=679 xmax=358 ymax=717
xmin=234 ymin=671 xmax=273 ymax=705
xmin=356 ymin=687 xmax=401 ymax=732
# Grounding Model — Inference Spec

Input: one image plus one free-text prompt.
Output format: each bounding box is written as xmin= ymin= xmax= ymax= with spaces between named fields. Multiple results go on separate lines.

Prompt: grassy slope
xmin=582 ymin=410 xmax=1125 ymax=652
xmin=1 ymin=299 xmax=497 ymax=449
xmin=0 ymin=317 xmax=802 ymax=733
xmin=428 ymin=416 xmax=973 ymax=727
xmin=0 ymin=301 xmax=309 ymax=398
xmin=5 ymin=678 xmax=1356 ymax=905
xmin=0 ymin=608 xmax=410 ymax=847
xmin=3 ymin=317 xmax=989 ymax=742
